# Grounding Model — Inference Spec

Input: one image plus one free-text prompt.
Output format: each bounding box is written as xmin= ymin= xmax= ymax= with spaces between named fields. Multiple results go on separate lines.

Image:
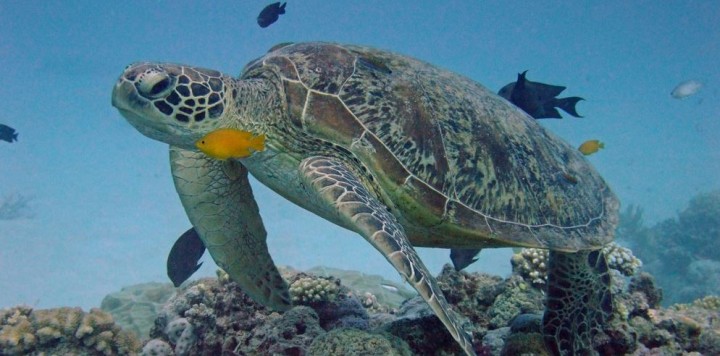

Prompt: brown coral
xmin=0 ymin=305 xmax=140 ymax=355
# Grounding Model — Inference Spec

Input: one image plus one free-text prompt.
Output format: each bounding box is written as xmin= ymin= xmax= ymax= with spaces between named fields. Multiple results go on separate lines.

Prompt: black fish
xmin=0 ymin=124 xmax=18 ymax=143
xmin=450 ymin=248 xmax=481 ymax=271
xmin=498 ymin=71 xmax=584 ymax=119
xmin=257 ymin=2 xmax=286 ymax=28
xmin=167 ymin=227 xmax=206 ymax=287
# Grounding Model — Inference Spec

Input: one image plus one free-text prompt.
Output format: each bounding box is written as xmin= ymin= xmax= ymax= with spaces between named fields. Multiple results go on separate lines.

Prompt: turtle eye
xmin=136 ymin=69 xmax=176 ymax=100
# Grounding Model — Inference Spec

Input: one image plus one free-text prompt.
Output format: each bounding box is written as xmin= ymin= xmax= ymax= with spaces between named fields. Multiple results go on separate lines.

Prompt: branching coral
xmin=604 ymin=243 xmax=643 ymax=276
xmin=289 ymin=277 xmax=339 ymax=304
xmin=0 ymin=305 xmax=36 ymax=354
xmin=511 ymin=248 xmax=549 ymax=286
xmin=512 ymin=242 xmax=642 ymax=287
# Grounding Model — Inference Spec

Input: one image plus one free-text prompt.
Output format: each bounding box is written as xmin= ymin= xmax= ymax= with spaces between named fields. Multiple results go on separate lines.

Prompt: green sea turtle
xmin=112 ymin=42 xmax=618 ymax=355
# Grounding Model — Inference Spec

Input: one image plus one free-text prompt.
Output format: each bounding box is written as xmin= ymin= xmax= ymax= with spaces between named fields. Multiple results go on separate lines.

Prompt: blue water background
xmin=0 ymin=1 xmax=718 ymax=309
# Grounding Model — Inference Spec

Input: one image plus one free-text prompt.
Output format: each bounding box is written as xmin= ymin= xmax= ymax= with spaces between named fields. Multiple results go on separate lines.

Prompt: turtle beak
xmin=112 ymin=70 xmax=186 ymax=147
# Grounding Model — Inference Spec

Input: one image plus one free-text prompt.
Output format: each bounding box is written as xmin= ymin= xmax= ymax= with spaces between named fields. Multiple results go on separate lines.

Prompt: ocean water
xmin=0 ymin=1 xmax=718 ymax=311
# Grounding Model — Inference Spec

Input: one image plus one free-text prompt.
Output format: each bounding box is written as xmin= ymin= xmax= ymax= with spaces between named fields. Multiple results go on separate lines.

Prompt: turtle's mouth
xmin=112 ymin=80 xmax=196 ymax=149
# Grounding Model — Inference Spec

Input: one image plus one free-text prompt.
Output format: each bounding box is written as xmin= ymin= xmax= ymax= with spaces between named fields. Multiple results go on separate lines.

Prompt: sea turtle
xmin=112 ymin=42 xmax=618 ymax=355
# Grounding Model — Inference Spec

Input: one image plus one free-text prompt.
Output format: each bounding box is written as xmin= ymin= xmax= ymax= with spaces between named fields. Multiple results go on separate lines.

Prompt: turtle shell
xmin=241 ymin=42 xmax=618 ymax=251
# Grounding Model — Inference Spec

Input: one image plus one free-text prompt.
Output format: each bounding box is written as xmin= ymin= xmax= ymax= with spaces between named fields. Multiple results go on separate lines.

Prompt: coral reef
xmin=619 ymin=190 xmax=720 ymax=305
xmin=237 ymin=306 xmax=325 ymax=355
xmin=511 ymin=242 xmax=642 ymax=287
xmin=140 ymin=268 xmax=378 ymax=355
xmin=306 ymin=266 xmax=415 ymax=310
xmin=510 ymin=248 xmax=549 ymax=286
xmin=0 ymin=305 xmax=140 ymax=355
xmin=19 ymin=254 xmax=717 ymax=355
xmin=379 ymin=296 xmax=463 ymax=354
xmin=308 ymin=327 xmax=411 ymax=355
xmin=486 ymin=276 xmax=544 ymax=328
xmin=289 ymin=276 xmax=339 ymax=304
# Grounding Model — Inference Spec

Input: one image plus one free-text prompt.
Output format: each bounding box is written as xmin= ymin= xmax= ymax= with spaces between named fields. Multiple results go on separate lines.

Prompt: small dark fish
xmin=167 ymin=227 xmax=206 ymax=287
xmin=257 ymin=2 xmax=286 ymax=28
xmin=498 ymin=71 xmax=584 ymax=119
xmin=450 ymin=248 xmax=481 ymax=271
xmin=0 ymin=124 xmax=18 ymax=143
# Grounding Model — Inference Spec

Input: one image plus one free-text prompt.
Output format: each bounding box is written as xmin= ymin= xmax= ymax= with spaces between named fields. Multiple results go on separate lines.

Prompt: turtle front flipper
xmin=170 ymin=146 xmax=291 ymax=311
xmin=299 ymin=156 xmax=476 ymax=356
xmin=543 ymin=250 xmax=613 ymax=356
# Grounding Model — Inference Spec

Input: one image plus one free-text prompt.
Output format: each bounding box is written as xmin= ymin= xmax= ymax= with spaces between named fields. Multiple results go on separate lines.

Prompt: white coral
xmin=512 ymin=242 xmax=642 ymax=286
xmin=289 ymin=277 xmax=339 ymax=304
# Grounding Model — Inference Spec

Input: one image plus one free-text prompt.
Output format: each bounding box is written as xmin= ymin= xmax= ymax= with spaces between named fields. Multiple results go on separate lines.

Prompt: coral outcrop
xmin=511 ymin=242 xmax=642 ymax=288
xmin=0 ymin=305 xmax=140 ymax=355
xmin=308 ymin=328 xmax=411 ymax=355
xmin=66 ymin=261 xmax=719 ymax=355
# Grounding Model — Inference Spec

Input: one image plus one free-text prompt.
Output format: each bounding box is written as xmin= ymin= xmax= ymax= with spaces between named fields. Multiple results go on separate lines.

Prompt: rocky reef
xmin=618 ymin=190 xmax=720 ymax=305
xmin=3 ymin=251 xmax=719 ymax=355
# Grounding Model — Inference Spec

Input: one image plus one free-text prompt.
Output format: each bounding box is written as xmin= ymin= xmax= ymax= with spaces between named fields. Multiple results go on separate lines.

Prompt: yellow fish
xmin=578 ymin=139 xmax=604 ymax=156
xmin=195 ymin=129 xmax=266 ymax=160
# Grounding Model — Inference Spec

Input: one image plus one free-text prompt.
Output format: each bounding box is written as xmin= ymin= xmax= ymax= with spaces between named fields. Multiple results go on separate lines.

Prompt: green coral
xmin=308 ymin=328 xmax=411 ymax=356
xmin=289 ymin=277 xmax=339 ymax=304
xmin=487 ymin=276 xmax=544 ymax=328
xmin=500 ymin=332 xmax=551 ymax=356
xmin=0 ymin=305 xmax=140 ymax=355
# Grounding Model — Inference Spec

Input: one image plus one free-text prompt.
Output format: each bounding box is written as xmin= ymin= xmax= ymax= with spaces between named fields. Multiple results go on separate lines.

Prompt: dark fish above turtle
xmin=498 ymin=70 xmax=584 ymax=119
xmin=167 ymin=227 xmax=206 ymax=287
xmin=257 ymin=2 xmax=286 ymax=28
xmin=0 ymin=124 xmax=18 ymax=143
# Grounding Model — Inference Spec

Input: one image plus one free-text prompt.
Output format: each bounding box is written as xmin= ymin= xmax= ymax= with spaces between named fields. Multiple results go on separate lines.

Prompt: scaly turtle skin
xmin=112 ymin=42 xmax=619 ymax=355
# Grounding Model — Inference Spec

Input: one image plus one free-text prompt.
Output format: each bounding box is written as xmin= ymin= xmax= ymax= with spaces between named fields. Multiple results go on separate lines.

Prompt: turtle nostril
xmin=136 ymin=70 xmax=176 ymax=99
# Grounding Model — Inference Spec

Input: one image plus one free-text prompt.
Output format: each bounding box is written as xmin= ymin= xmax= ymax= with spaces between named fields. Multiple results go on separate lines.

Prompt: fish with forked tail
xmin=499 ymin=71 xmax=584 ymax=119
xmin=0 ymin=124 xmax=18 ymax=143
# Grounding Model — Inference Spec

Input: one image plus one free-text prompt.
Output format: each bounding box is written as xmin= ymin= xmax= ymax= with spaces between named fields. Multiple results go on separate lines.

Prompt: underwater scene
xmin=1 ymin=1 xmax=718 ymax=355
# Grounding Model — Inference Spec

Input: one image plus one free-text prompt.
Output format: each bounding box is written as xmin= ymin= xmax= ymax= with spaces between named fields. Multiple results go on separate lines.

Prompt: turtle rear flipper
xmin=170 ymin=147 xmax=292 ymax=310
xmin=299 ymin=156 xmax=476 ymax=356
xmin=543 ymin=250 xmax=612 ymax=355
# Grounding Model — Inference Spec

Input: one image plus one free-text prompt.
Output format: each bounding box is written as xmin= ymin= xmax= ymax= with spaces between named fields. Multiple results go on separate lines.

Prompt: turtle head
xmin=112 ymin=62 xmax=236 ymax=149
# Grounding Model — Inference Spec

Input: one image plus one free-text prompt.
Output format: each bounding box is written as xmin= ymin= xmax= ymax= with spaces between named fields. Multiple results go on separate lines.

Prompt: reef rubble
xmin=2 ymin=257 xmax=719 ymax=355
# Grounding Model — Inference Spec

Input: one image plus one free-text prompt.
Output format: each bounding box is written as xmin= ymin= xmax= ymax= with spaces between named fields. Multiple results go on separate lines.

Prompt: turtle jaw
xmin=112 ymin=78 xmax=198 ymax=149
